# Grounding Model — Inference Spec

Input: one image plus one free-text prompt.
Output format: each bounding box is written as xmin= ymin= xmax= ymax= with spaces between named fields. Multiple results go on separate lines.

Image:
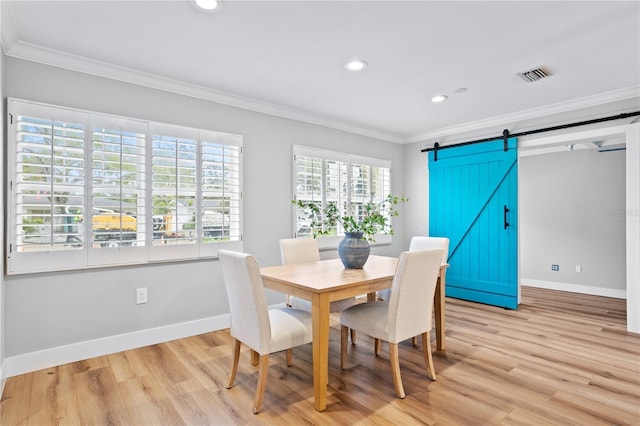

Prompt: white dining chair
xmin=378 ymin=236 xmax=449 ymax=303
xmin=340 ymin=248 xmax=443 ymax=399
xmin=219 ymin=250 xmax=313 ymax=414
xmin=379 ymin=236 xmax=450 ymax=346
xmin=409 ymin=236 xmax=449 ymax=264
xmin=280 ymin=238 xmax=357 ymax=342
xmin=280 ymin=238 xmax=355 ymax=312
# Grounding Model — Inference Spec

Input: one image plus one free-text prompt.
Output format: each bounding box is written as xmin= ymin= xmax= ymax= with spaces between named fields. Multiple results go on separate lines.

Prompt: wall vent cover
xmin=517 ymin=66 xmax=552 ymax=83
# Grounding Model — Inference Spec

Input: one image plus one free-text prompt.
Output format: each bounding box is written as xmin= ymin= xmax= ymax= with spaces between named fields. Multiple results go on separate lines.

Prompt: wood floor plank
xmin=136 ymin=343 xmax=193 ymax=388
xmin=72 ymin=366 xmax=132 ymax=425
xmin=165 ymin=339 xmax=230 ymax=393
xmin=500 ymin=407 xmax=573 ymax=426
xmin=119 ymin=373 xmax=185 ymax=425
xmin=27 ymin=364 xmax=82 ymax=426
xmin=107 ymin=348 xmax=151 ymax=383
xmin=0 ymin=371 xmax=33 ymax=426
xmin=21 ymin=367 xmax=49 ymax=426
xmin=164 ymin=378 xmax=237 ymax=425
xmin=1 ymin=287 xmax=638 ymax=425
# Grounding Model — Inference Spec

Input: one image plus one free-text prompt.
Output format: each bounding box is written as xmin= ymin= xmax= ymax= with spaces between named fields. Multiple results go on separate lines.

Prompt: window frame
xmin=292 ymin=145 xmax=392 ymax=249
xmin=7 ymin=98 xmax=243 ymax=275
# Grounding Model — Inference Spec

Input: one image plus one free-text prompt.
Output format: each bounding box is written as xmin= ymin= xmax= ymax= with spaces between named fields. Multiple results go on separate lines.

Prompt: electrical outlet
xmin=551 ymin=264 xmax=559 ymax=271
xmin=136 ymin=287 xmax=148 ymax=304
xmin=576 ymin=265 xmax=582 ymax=273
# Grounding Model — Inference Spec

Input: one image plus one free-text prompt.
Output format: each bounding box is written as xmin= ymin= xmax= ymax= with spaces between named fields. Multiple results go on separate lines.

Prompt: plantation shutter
xmin=324 ymin=157 xmax=348 ymax=235
xmin=350 ymin=155 xmax=392 ymax=233
xmin=91 ymin=118 xmax=147 ymax=247
xmin=293 ymin=153 xmax=323 ymax=237
xmin=199 ymin=131 xmax=243 ymax=257
xmin=201 ymin=139 xmax=242 ymax=240
xmin=9 ymin=102 xmax=88 ymax=272
xmin=149 ymin=124 xmax=199 ymax=260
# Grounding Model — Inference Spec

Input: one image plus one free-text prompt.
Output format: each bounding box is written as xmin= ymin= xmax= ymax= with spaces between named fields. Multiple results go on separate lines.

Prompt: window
xmin=7 ymin=98 xmax=243 ymax=274
xmin=292 ymin=145 xmax=391 ymax=247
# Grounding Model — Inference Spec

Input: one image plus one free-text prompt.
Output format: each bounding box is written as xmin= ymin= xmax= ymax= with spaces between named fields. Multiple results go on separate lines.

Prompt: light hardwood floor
xmin=1 ymin=287 xmax=639 ymax=425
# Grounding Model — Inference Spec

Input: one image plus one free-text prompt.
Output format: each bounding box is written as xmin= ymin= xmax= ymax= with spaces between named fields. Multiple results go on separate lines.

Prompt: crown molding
xmin=3 ymin=40 xmax=405 ymax=144
xmin=406 ymin=86 xmax=640 ymax=144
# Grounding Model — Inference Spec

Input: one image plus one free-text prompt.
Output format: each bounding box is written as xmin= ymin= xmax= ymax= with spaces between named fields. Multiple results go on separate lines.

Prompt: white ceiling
xmin=2 ymin=1 xmax=639 ymax=143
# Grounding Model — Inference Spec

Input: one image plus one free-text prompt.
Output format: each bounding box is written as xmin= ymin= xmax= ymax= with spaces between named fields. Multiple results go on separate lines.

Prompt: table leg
xmin=434 ymin=269 xmax=446 ymax=350
xmin=311 ymin=293 xmax=331 ymax=411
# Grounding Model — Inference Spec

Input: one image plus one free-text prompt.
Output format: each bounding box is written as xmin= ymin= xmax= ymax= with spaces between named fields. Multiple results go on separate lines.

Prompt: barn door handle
xmin=503 ymin=205 xmax=510 ymax=230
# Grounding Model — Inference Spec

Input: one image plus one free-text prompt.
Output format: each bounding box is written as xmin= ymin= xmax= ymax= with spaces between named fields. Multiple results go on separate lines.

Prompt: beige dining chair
xmin=378 ymin=236 xmax=449 ymax=302
xmin=219 ymin=249 xmax=313 ymax=414
xmin=279 ymin=238 xmax=357 ymax=341
xmin=378 ymin=236 xmax=450 ymax=345
xmin=408 ymin=237 xmax=450 ymax=346
xmin=340 ymin=248 xmax=443 ymax=399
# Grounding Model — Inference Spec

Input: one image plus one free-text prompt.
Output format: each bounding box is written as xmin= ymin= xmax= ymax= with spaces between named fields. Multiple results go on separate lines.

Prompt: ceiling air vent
xmin=517 ymin=66 xmax=552 ymax=83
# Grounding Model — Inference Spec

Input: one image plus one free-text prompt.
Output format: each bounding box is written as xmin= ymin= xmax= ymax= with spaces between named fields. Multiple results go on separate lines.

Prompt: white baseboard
xmin=521 ymin=279 xmax=627 ymax=299
xmin=3 ymin=314 xmax=230 ymax=379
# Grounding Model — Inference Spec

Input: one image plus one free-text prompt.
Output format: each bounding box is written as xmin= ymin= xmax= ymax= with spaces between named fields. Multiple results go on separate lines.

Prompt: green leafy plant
xmin=293 ymin=194 xmax=408 ymax=242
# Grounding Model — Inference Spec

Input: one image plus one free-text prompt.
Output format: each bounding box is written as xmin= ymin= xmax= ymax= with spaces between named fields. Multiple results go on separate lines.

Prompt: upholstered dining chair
xmin=219 ymin=250 xmax=313 ymax=414
xmin=279 ymin=238 xmax=356 ymax=312
xmin=340 ymin=248 xmax=443 ymax=399
xmin=378 ymin=236 xmax=449 ymax=303
xmin=279 ymin=238 xmax=357 ymax=342
xmin=409 ymin=236 xmax=449 ymax=264
xmin=378 ymin=236 xmax=451 ymax=346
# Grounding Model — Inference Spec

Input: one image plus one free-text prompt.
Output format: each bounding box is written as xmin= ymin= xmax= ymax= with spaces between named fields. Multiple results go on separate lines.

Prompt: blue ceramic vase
xmin=338 ymin=231 xmax=371 ymax=269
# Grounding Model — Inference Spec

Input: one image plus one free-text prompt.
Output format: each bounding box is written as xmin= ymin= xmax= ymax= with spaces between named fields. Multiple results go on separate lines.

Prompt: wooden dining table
xmin=260 ymin=254 xmax=447 ymax=412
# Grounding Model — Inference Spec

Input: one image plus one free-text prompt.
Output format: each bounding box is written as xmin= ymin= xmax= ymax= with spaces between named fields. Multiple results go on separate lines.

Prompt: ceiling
xmin=2 ymin=1 xmax=639 ymax=143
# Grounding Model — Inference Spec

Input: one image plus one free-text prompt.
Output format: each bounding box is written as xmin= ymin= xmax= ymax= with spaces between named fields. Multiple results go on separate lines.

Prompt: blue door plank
xmin=446 ymin=286 xmax=518 ymax=310
xmin=428 ymin=139 xmax=517 ymax=163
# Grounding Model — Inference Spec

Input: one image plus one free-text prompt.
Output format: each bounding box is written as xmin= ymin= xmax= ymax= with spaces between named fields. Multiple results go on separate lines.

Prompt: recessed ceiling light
xmin=344 ymin=60 xmax=367 ymax=72
xmin=195 ymin=0 xmax=222 ymax=11
xmin=431 ymin=94 xmax=448 ymax=103
xmin=454 ymin=87 xmax=468 ymax=94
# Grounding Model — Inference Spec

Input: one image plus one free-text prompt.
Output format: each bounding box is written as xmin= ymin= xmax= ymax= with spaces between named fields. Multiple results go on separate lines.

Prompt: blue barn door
xmin=429 ymin=138 xmax=518 ymax=309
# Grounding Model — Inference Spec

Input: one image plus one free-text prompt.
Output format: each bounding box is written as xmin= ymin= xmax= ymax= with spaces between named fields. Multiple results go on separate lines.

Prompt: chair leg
xmin=227 ymin=339 xmax=241 ymax=389
xmin=389 ymin=342 xmax=405 ymax=398
xmin=253 ymin=354 xmax=269 ymax=414
xmin=350 ymin=328 xmax=357 ymax=344
xmin=374 ymin=338 xmax=381 ymax=355
xmin=341 ymin=325 xmax=348 ymax=369
xmin=285 ymin=348 xmax=293 ymax=366
xmin=412 ymin=336 xmax=418 ymax=346
xmin=421 ymin=331 xmax=436 ymax=381
xmin=251 ymin=349 xmax=259 ymax=366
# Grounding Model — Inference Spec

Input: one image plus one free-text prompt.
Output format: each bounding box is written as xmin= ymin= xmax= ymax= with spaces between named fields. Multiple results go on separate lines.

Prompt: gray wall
xmin=3 ymin=57 xmax=406 ymax=358
xmin=520 ymin=149 xmax=626 ymax=290
xmin=402 ymin=140 xmax=430 ymax=247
